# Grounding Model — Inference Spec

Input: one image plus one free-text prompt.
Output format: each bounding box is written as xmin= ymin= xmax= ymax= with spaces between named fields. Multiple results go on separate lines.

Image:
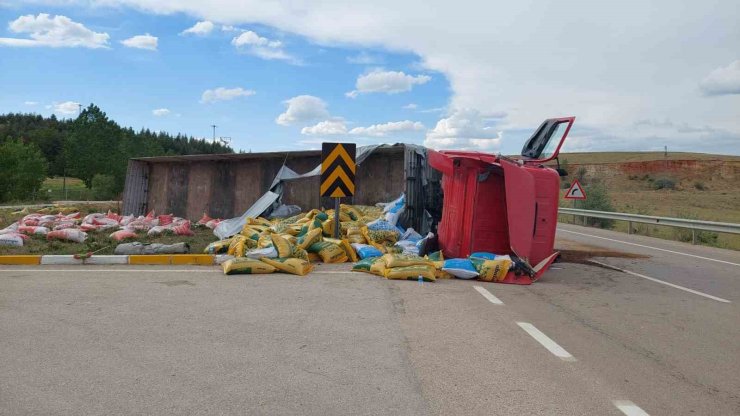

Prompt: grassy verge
xmin=558 ymin=189 xmax=740 ymax=250
xmin=0 ymin=203 xmax=217 ymax=256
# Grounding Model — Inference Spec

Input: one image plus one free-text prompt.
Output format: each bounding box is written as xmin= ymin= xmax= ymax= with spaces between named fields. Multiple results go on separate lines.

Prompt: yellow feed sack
xmin=341 ymin=204 xmax=361 ymax=221
xmin=297 ymin=228 xmax=323 ymax=250
xmin=240 ymin=226 xmax=261 ymax=240
xmin=227 ymin=235 xmax=248 ymax=257
xmin=308 ymin=241 xmax=348 ymax=263
xmin=368 ymin=230 xmax=399 ymax=245
xmin=325 ymin=238 xmax=358 ymax=262
xmin=340 ymin=239 xmax=358 ymax=262
xmin=292 ymin=247 xmax=309 ymax=261
xmin=270 ymin=233 xmax=294 ymax=257
xmin=258 ymin=234 xmax=274 ymax=248
xmin=384 ymin=265 xmax=436 ymax=282
xmin=280 ymin=234 xmax=298 ymax=244
xmin=351 ymin=257 xmax=386 ymax=277
xmin=382 ymin=254 xmax=432 ymax=268
xmin=204 ymin=238 xmax=232 ymax=254
xmin=247 ymin=217 xmax=271 ymax=227
xmin=307 ymin=218 xmax=324 ymax=232
xmin=475 ymin=258 xmax=513 ymax=282
xmin=307 ymin=252 xmax=321 ymax=263
xmin=361 ymin=226 xmax=387 ymax=253
xmin=223 ymin=258 xmax=276 ymax=275
xmin=260 ymin=257 xmax=313 ymax=276
xmin=347 ymin=234 xmax=366 ymax=244
xmin=435 ymin=269 xmax=454 ymax=279
xmin=322 ymin=218 xmax=335 ymax=236
xmin=369 ymin=258 xmax=387 ymax=276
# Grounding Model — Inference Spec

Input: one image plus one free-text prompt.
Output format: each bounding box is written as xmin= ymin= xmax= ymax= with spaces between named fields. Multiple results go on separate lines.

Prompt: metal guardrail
xmin=558 ymin=208 xmax=740 ymax=244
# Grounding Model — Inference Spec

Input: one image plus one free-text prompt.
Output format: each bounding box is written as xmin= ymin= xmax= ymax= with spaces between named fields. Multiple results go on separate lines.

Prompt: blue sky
xmin=1 ymin=1 xmax=739 ymax=155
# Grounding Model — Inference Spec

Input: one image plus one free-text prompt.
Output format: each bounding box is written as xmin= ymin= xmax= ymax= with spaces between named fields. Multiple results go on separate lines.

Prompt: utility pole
xmin=211 ymin=124 xmax=217 ymax=142
xmin=664 ymin=145 xmax=668 ymax=158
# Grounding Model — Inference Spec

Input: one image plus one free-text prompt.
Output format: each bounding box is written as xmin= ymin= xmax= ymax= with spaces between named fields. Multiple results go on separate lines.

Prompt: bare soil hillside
xmin=556 ymin=152 xmax=740 ymax=250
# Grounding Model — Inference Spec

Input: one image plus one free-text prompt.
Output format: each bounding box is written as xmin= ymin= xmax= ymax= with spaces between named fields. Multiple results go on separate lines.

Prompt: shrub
xmin=693 ymin=181 xmax=707 ymax=191
xmin=653 ymin=177 xmax=676 ymax=190
xmin=0 ymin=139 xmax=48 ymax=202
xmin=670 ymin=211 xmax=719 ymax=246
xmin=91 ymin=174 xmax=117 ymax=200
xmin=581 ymin=183 xmax=615 ymax=228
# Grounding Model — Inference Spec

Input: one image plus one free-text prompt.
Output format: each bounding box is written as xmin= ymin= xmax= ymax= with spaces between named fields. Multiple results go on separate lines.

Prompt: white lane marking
xmin=590 ymin=260 xmax=731 ymax=304
xmin=473 ymin=285 xmax=503 ymax=304
xmin=559 ymin=229 xmax=740 ymax=267
xmin=613 ymin=400 xmax=650 ymax=416
xmin=516 ymin=322 xmax=576 ymax=361
xmin=0 ymin=269 xmax=220 ymax=273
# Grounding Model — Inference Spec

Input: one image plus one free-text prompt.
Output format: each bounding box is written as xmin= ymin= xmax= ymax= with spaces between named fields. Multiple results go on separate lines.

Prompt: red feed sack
xmin=173 ymin=221 xmax=194 ymax=236
xmin=109 ymin=229 xmax=137 ymax=241
xmin=47 ymin=229 xmax=87 ymax=243
xmin=198 ymin=213 xmax=213 ymax=225
xmin=158 ymin=214 xmax=173 ymax=226
xmin=18 ymin=226 xmax=49 ymax=235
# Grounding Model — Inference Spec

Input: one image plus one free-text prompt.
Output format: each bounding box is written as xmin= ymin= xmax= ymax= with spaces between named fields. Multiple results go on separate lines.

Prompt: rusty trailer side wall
xmin=122 ymin=147 xmax=411 ymax=220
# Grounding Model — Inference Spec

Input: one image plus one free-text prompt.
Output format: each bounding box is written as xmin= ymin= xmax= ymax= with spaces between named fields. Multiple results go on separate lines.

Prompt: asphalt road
xmin=1 ymin=226 xmax=738 ymax=415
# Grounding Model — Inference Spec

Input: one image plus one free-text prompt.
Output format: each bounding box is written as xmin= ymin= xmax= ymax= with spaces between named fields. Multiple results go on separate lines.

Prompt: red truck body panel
xmin=428 ymin=117 xmax=575 ymax=284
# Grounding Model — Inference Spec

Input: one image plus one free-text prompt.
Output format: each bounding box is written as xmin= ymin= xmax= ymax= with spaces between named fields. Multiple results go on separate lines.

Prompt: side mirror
xmin=556 ymin=168 xmax=568 ymax=177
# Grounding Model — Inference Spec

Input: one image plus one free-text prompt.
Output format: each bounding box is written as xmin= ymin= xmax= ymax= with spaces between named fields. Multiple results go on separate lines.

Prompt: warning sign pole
xmin=333 ymin=198 xmax=341 ymax=238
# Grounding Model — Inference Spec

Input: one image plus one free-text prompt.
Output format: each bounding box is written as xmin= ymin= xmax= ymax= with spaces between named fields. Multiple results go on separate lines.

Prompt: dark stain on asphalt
xmin=156 ymin=280 xmax=195 ymax=287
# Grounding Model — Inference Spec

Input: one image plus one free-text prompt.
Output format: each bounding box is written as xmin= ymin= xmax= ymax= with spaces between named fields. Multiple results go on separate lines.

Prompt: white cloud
xmin=403 ymin=103 xmax=417 ymax=110
xmin=53 ymin=101 xmax=80 ymax=116
xmin=276 ymin=95 xmax=329 ymax=126
xmin=201 ymin=87 xmax=256 ymax=103
xmin=700 ymin=60 xmax=740 ymax=96
xmin=301 ymin=119 xmax=347 ymax=135
xmin=347 ymin=51 xmax=383 ymax=65
xmin=349 ymin=120 xmax=424 ymax=137
xmin=424 ymin=109 xmax=502 ymax=150
xmin=346 ymin=69 xmax=431 ymax=98
xmin=24 ymin=101 xmax=38 ymax=106
xmin=181 ymin=20 xmax=214 ymax=36
xmin=231 ymin=30 xmax=296 ymax=62
xmin=0 ymin=13 xmax=109 ymax=49
xmin=152 ymin=108 xmax=171 ymax=116
xmin=301 ymin=119 xmax=424 ymax=137
xmin=121 ymin=33 xmax=158 ymax=51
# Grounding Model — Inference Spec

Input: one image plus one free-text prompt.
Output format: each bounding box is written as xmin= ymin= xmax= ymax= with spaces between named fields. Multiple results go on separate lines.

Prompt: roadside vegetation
xmin=0 ymin=105 xmax=232 ymax=203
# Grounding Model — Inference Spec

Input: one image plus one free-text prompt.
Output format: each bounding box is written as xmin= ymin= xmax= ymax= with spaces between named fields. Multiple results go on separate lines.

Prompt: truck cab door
xmin=500 ymin=158 xmax=536 ymax=264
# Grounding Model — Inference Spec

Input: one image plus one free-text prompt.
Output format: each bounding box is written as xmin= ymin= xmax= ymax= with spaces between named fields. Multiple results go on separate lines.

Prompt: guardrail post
xmin=692 ymin=229 xmax=696 ymax=245
xmin=628 ymin=221 xmax=632 ymax=235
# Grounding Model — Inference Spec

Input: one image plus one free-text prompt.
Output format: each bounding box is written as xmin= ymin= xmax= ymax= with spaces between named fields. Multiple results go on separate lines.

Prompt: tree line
xmin=0 ymin=104 xmax=232 ymax=202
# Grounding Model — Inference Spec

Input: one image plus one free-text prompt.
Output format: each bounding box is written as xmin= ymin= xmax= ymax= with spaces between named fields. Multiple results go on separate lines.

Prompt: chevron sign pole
xmin=321 ymin=143 xmax=356 ymax=238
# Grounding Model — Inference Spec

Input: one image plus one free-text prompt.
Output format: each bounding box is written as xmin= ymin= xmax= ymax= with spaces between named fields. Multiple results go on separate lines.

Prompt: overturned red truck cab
xmin=428 ymin=117 xmax=575 ymax=285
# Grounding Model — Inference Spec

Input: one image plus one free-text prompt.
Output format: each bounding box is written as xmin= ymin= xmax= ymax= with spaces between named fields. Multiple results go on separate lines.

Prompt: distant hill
xmin=559 ymin=151 xmax=740 ymax=164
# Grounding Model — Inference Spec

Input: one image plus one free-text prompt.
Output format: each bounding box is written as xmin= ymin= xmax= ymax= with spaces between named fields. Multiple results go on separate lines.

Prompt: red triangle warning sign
xmin=564 ymin=179 xmax=587 ymax=200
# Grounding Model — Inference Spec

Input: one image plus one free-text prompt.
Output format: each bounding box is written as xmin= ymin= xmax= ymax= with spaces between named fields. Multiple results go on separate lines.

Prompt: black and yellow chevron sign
xmin=321 ymin=142 xmax=356 ymax=198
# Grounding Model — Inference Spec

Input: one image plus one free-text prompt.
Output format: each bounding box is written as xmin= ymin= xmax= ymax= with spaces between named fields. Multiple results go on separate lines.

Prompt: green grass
xmin=40 ymin=177 xmax=93 ymax=201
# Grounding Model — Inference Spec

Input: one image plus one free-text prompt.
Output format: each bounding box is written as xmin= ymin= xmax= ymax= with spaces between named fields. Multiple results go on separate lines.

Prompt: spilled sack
xmin=260 ymin=257 xmax=313 ymax=276
xmin=223 ymin=258 xmax=276 ymax=275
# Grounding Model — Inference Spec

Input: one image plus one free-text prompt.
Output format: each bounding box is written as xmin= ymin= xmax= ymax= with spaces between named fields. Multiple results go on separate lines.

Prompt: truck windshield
xmin=540 ymin=121 xmax=569 ymax=159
